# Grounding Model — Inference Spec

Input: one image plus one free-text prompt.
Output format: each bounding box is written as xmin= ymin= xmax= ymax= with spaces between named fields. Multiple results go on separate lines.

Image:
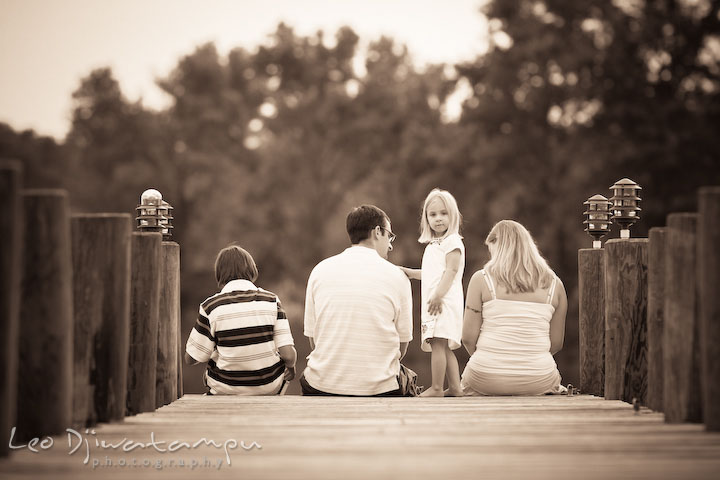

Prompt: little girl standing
xmin=401 ymin=189 xmax=465 ymax=397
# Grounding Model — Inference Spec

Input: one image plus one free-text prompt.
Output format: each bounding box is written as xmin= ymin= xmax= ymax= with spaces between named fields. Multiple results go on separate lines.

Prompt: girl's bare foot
xmin=445 ymin=387 xmax=464 ymax=397
xmin=420 ymin=387 xmax=444 ymax=397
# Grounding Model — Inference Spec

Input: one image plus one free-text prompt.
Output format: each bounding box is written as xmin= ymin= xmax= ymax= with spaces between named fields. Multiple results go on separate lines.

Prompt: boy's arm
xmin=427 ymin=249 xmax=462 ymax=315
xmin=185 ymin=306 xmax=215 ymax=364
xmin=273 ymin=299 xmax=297 ymax=380
xmin=398 ymin=266 xmax=422 ymax=280
xmin=278 ymin=345 xmax=297 ymax=381
xmin=184 ymin=352 xmax=200 ymax=365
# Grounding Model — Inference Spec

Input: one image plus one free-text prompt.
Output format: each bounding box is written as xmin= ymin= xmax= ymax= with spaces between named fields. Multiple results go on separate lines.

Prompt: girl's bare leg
xmin=445 ymin=346 xmax=463 ymax=396
xmin=421 ymin=338 xmax=447 ymax=397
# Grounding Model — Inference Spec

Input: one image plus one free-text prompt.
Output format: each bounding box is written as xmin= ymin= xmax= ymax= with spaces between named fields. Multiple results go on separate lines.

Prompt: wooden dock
xmin=2 ymin=394 xmax=719 ymax=479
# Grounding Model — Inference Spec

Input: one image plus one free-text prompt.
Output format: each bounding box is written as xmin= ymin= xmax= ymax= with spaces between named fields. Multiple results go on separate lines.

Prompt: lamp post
xmin=609 ymin=178 xmax=642 ymax=239
xmin=583 ymin=194 xmax=612 ymax=248
xmin=136 ymin=189 xmax=174 ymax=240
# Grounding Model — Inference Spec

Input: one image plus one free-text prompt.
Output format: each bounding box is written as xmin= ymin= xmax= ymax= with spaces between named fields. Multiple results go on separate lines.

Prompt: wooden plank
xmin=578 ymin=248 xmax=604 ymax=396
xmin=0 ymin=161 xmax=23 ymax=457
xmin=647 ymin=227 xmax=666 ymax=412
xmin=663 ymin=213 xmax=702 ymax=423
xmin=2 ymin=395 xmax=720 ymax=480
xmin=698 ymin=187 xmax=720 ymax=431
xmin=604 ymin=239 xmax=648 ymax=404
xmin=16 ymin=190 xmax=73 ymax=442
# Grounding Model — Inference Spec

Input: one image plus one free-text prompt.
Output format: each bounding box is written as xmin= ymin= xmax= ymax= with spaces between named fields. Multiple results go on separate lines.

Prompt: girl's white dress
xmin=420 ymin=233 xmax=465 ymax=352
xmin=460 ymin=269 xmax=564 ymax=395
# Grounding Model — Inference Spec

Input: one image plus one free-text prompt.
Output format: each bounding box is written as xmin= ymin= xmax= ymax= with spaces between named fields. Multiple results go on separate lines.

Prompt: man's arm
xmin=303 ymin=269 xmax=317 ymax=350
xmin=399 ymin=342 xmax=408 ymax=360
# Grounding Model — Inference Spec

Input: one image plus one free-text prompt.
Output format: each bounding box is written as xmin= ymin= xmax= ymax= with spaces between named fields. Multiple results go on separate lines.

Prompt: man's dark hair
xmin=346 ymin=205 xmax=389 ymax=244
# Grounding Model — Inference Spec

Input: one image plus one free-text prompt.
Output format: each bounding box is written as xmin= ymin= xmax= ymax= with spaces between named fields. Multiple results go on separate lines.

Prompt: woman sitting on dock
xmin=460 ymin=220 xmax=567 ymax=395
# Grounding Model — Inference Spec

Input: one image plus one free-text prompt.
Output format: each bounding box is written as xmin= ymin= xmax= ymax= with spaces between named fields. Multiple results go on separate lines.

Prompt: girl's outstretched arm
xmin=427 ymin=249 xmax=462 ymax=315
xmin=399 ymin=266 xmax=422 ymax=280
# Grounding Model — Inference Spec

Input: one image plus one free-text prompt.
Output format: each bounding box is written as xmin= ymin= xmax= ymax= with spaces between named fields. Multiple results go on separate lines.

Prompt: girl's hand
xmin=427 ymin=295 xmax=443 ymax=316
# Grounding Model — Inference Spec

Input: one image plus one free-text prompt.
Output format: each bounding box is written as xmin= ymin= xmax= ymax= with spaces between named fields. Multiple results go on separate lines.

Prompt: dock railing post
xmin=127 ymin=232 xmax=162 ymax=416
xmin=0 ymin=161 xmax=23 ymax=455
xmin=647 ymin=227 xmax=667 ymax=413
xmin=698 ymin=188 xmax=720 ymax=431
xmin=16 ymin=190 xmax=73 ymax=441
xmin=663 ymin=213 xmax=702 ymax=423
xmin=156 ymin=241 xmax=180 ymax=408
xmin=604 ymin=239 xmax=649 ymax=403
xmin=578 ymin=248 xmax=605 ymax=396
xmin=71 ymin=214 xmax=132 ymax=424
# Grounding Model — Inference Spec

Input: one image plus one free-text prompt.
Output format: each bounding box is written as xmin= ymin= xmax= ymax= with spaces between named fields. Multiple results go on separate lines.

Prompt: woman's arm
xmin=549 ymin=280 xmax=568 ymax=355
xmin=427 ymin=249 xmax=462 ymax=315
xmin=399 ymin=266 xmax=422 ymax=280
xmin=462 ymin=271 xmax=485 ymax=355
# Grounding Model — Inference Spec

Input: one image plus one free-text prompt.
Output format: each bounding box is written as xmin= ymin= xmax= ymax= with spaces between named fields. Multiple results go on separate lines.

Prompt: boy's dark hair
xmin=214 ymin=245 xmax=258 ymax=288
xmin=346 ymin=205 xmax=389 ymax=244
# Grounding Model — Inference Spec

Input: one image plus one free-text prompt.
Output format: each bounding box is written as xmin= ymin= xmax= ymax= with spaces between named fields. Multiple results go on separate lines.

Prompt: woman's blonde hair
xmin=484 ymin=220 xmax=554 ymax=293
xmin=418 ymin=188 xmax=462 ymax=243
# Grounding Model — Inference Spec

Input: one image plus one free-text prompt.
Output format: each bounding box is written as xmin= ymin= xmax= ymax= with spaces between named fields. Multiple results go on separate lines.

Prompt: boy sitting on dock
xmin=185 ymin=245 xmax=297 ymax=395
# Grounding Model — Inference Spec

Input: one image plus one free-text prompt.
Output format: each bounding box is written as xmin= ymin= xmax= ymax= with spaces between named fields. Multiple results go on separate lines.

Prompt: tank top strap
xmin=480 ymin=269 xmax=497 ymax=300
xmin=546 ymin=276 xmax=557 ymax=304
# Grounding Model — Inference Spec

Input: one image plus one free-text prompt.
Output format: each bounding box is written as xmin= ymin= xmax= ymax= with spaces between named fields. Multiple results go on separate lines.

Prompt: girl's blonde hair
xmin=418 ymin=188 xmax=462 ymax=243
xmin=484 ymin=220 xmax=554 ymax=293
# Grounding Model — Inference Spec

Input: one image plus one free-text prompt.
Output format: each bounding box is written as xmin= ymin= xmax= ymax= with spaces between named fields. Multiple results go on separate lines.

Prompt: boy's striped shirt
xmin=186 ymin=279 xmax=294 ymax=395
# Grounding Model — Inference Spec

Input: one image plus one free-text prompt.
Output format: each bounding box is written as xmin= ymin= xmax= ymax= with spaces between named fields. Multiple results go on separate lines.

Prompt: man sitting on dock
xmin=301 ymin=205 xmax=414 ymax=396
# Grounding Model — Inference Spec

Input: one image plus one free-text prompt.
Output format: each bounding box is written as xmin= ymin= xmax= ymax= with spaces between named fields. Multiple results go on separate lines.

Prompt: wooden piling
xmin=0 ymin=162 xmax=23 ymax=455
xmin=178 ymin=307 xmax=184 ymax=399
xmin=698 ymin=188 xmax=720 ymax=431
xmin=16 ymin=190 xmax=73 ymax=441
xmin=578 ymin=248 xmax=605 ymax=396
xmin=663 ymin=213 xmax=702 ymax=423
xmin=126 ymin=232 xmax=162 ymax=416
xmin=647 ymin=227 xmax=666 ymax=412
xmin=604 ymin=239 xmax=648 ymax=404
xmin=156 ymin=241 xmax=180 ymax=408
xmin=71 ymin=214 xmax=132 ymax=424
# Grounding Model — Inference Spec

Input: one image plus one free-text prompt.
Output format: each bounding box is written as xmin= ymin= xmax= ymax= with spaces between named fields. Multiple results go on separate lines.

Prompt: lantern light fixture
xmin=583 ymin=194 xmax=612 ymax=248
xmin=136 ymin=189 xmax=174 ymax=240
xmin=609 ymin=178 xmax=642 ymax=239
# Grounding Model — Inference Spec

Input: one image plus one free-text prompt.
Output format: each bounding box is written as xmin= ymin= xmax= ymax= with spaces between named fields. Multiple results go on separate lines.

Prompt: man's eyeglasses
xmin=379 ymin=226 xmax=396 ymax=243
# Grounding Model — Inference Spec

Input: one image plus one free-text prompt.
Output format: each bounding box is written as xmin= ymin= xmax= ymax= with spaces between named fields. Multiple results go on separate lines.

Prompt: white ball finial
xmin=141 ymin=189 xmax=162 ymax=206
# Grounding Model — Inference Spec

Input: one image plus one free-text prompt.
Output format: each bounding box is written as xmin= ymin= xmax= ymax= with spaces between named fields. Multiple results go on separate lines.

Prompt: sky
xmin=0 ymin=0 xmax=489 ymax=140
